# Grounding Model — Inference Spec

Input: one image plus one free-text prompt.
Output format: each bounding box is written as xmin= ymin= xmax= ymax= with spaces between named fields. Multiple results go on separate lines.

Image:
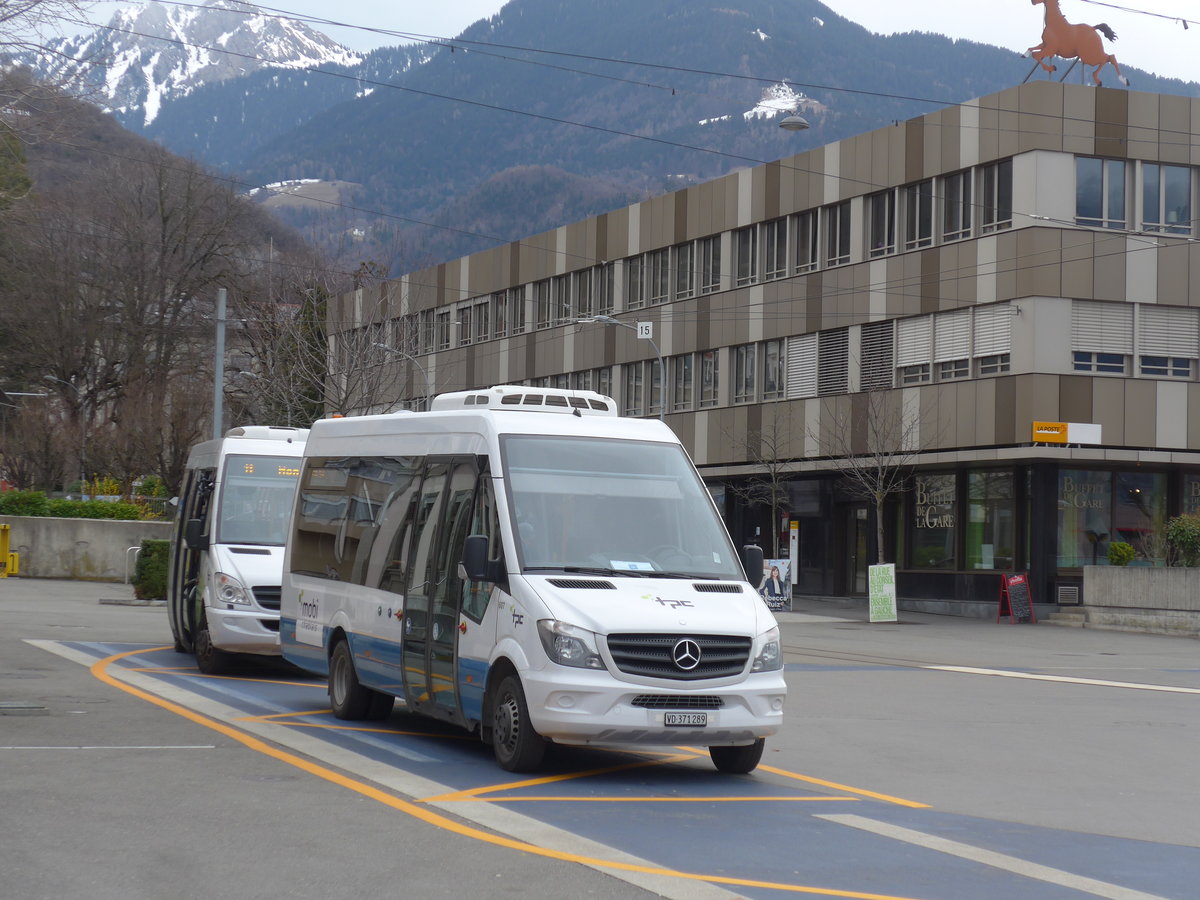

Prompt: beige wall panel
xmin=1090 ymin=378 xmax=1127 ymax=444
xmin=1123 ymin=379 xmax=1157 ymax=446
xmin=1094 ymin=87 xmax=1129 ymax=158
xmin=993 ymin=86 xmax=1022 ymax=158
xmin=1157 ymin=243 xmax=1189 ymax=306
xmin=974 ymin=379 xmax=997 ymax=445
xmin=750 ymin=165 xmax=766 ymax=224
xmin=1156 ymin=381 xmax=1188 ymax=449
xmin=1158 ymin=94 xmax=1191 ymax=166
xmin=939 ymin=106 xmax=961 ymax=175
xmin=1091 ymin=233 xmax=1128 ymax=302
xmin=848 ymin=134 xmax=870 ymax=197
xmin=992 ymin=231 xmax=1019 ymax=302
xmin=975 ymin=99 xmax=999 ymax=166
xmin=1060 ymin=231 xmax=1096 ymax=299
xmin=1124 ymin=90 xmax=1159 ymax=161
xmin=993 ymin=375 xmax=1017 ymax=444
xmin=1014 ymin=374 xmax=1061 ymax=434
xmin=1059 ymin=375 xmax=1093 ymax=422
xmin=1188 ymin=384 xmax=1200 ymax=448
xmin=1018 ymin=82 xmax=1064 ymax=153
xmin=1014 ymin=230 xmax=1062 ymax=299
xmin=777 ymin=155 xmax=797 ymax=217
xmin=1062 ymin=84 xmax=1097 ymax=155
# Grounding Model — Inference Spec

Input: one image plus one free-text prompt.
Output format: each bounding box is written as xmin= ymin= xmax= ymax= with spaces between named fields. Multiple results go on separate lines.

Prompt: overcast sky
xmin=75 ymin=1 xmax=1198 ymax=82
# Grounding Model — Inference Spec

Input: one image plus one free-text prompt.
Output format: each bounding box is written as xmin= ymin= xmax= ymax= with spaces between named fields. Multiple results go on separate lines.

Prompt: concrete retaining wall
xmin=0 ymin=516 xmax=172 ymax=582
xmin=1081 ymin=566 xmax=1200 ymax=637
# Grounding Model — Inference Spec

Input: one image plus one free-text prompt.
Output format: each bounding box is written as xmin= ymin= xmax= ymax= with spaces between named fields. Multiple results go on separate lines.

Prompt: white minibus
xmin=281 ymin=386 xmax=785 ymax=773
xmin=168 ymin=425 xmax=308 ymax=673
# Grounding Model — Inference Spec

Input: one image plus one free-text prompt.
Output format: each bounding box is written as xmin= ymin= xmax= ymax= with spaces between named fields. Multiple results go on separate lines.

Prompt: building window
xmin=574 ymin=270 xmax=592 ymax=319
xmin=976 ymin=353 xmax=1010 ymax=376
xmin=699 ymin=235 xmax=721 ymax=294
xmin=734 ymin=226 xmax=757 ymax=286
xmin=435 ymin=310 xmax=452 ymax=351
xmin=911 ymin=473 xmax=957 ymax=569
xmin=868 ymin=190 xmax=896 ymax=257
xmin=763 ymin=217 xmax=788 ymax=279
xmin=473 ymin=300 xmax=489 ymax=343
xmin=509 ymin=287 xmax=527 ymax=334
xmin=980 ymin=159 xmax=1013 ymax=233
xmin=625 ymin=256 xmax=645 ymax=310
xmin=733 ymin=343 xmax=757 ymax=403
xmin=596 ymin=263 xmax=615 ymax=314
xmin=673 ymin=242 xmax=695 ymax=300
xmin=534 ymin=279 xmax=552 ymax=329
xmin=1076 ymin=157 xmax=1126 ymax=229
xmin=1143 ymin=163 xmax=1192 ymax=235
xmin=793 ymin=210 xmax=818 ymax=273
xmin=966 ymin=471 xmax=1015 ymax=570
xmin=699 ymin=349 xmax=719 ymax=407
xmin=762 ymin=338 xmax=785 ymax=400
xmin=552 ymin=274 xmax=571 ymax=323
xmin=824 ymin=201 xmax=851 ymax=266
xmin=647 ymin=248 xmax=670 ymax=304
xmin=491 ymin=292 xmax=508 ymax=338
xmin=818 ymin=328 xmax=849 ymax=395
xmin=904 ymin=180 xmax=933 ymax=249
xmin=860 ymin=320 xmax=895 ymax=391
xmin=671 ymin=353 xmax=694 ymax=411
xmin=458 ymin=305 xmax=473 ymax=346
xmin=1140 ymin=355 xmax=1192 ymax=378
xmin=938 ymin=358 xmax=969 ymax=380
xmin=942 ymin=169 xmax=972 ymax=242
xmin=419 ymin=309 xmax=434 ymax=354
xmin=623 ymin=362 xmax=644 ymax=416
xmin=899 ymin=363 xmax=930 ymax=384
xmin=1073 ymin=351 xmax=1127 ymax=374
xmin=647 ymin=358 xmax=664 ymax=417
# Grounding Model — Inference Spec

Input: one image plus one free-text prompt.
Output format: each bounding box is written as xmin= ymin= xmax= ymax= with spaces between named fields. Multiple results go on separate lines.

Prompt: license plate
xmin=664 ymin=712 xmax=707 ymax=727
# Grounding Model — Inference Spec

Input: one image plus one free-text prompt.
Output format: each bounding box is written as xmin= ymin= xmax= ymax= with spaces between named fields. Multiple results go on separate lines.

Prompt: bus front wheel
xmin=709 ymin=738 xmax=765 ymax=774
xmin=491 ymin=674 xmax=546 ymax=772
xmin=194 ymin=616 xmax=234 ymax=675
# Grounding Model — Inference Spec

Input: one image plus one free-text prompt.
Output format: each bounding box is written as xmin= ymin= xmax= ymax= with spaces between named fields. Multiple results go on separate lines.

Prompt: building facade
xmin=330 ymin=81 xmax=1200 ymax=614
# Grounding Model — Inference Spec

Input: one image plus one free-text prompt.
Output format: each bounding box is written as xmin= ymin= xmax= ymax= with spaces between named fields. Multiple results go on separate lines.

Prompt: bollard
xmin=0 ymin=524 xmax=9 ymax=577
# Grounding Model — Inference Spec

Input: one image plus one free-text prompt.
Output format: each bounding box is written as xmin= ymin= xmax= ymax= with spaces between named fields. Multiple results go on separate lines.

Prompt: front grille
xmin=253 ymin=586 xmax=281 ymax=610
xmin=693 ymin=583 xmax=743 ymax=593
xmin=631 ymin=695 xmax=724 ymax=710
xmin=607 ymin=633 xmax=752 ymax=681
xmin=548 ymin=578 xmax=616 ymax=590
xmin=260 ymin=619 xmax=280 ymax=632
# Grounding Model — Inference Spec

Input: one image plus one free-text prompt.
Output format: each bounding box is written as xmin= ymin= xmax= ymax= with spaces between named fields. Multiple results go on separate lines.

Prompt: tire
xmin=490 ymin=674 xmax=546 ymax=772
xmin=328 ymin=639 xmax=373 ymax=720
xmin=709 ymin=738 xmax=765 ymax=774
xmin=194 ymin=616 xmax=234 ymax=675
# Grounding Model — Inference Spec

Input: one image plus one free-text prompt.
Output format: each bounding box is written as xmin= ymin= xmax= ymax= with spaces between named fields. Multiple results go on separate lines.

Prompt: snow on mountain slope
xmin=18 ymin=0 xmax=361 ymax=127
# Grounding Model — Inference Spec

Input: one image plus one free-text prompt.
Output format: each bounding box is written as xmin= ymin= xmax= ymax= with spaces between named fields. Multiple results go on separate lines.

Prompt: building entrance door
xmin=841 ymin=503 xmax=870 ymax=596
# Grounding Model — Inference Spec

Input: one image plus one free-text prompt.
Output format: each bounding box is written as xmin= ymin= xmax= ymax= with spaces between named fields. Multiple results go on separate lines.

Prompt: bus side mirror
xmin=184 ymin=518 xmax=209 ymax=552
xmin=742 ymin=544 xmax=764 ymax=584
xmin=463 ymin=533 xmax=504 ymax=583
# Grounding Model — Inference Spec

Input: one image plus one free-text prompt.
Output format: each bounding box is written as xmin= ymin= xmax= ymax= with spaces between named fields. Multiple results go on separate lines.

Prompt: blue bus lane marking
xmin=57 ymin=642 xmax=1195 ymax=900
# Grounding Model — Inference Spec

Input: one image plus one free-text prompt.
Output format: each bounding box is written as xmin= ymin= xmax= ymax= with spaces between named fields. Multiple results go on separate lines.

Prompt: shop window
xmin=1076 ymin=157 xmax=1126 ymax=229
xmin=1073 ymin=351 xmax=1127 ymax=374
xmin=1140 ymin=356 xmax=1192 ymax=378
xmin=1142 ymin=163 xmax=1192 ymax=235
xmin=1115 ymin=471 xmax=1167 ymax=563
xmin=1056 ymin=470 xmax=1111 ymax=567
xmin=966 ymin=471 xmax=1014 ymax=570
xmin=1182 ymin=473 xmax=1200 ymax=516
xmin=910 ymin=473 xmax=957 ymax=569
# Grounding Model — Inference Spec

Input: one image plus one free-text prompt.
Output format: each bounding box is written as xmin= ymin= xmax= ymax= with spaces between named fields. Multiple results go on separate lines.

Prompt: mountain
xmin=18 ymin=0 xmax=1200 ymax=275
xmin=14 ymin=0 xmax=361 ymax=130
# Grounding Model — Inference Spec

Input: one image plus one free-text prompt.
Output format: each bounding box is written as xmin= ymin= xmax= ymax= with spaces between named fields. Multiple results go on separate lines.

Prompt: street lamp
xmin=43 ymin=375 xmax=87 ymax=496
xmin=374 ymin=343 xmax=432 ymax=411
xmin=576 ymin=315 xmax=665 ymax=421
xmin=779 ymin=115 xmax=810 ymax=131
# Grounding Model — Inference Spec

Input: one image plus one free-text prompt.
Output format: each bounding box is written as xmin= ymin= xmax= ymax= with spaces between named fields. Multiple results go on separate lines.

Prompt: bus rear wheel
xmin=491 ymin=674 xmax=545 ymax=772
xmin=709 ymin=738 xmax=765 ymax=774
xmin=329 ymin=639 xmax=372 ymax=719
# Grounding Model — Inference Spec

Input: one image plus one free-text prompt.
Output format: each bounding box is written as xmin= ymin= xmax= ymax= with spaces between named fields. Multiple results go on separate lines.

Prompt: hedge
xmin=0 ymin=490 xmax=143 ymax=520
xmin=132 ymin=539 xmax=170 ymax=601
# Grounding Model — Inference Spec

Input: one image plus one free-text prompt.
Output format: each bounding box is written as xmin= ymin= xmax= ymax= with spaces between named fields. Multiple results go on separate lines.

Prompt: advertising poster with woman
xmin=758 ymin=560 xmax=791 ymax=611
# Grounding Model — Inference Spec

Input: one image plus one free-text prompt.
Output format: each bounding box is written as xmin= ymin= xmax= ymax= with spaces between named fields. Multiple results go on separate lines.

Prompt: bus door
xmin=401 ymin=456 xmax=479 ymax=721
xmin=169 ymin=467 xmax=215 ymax=651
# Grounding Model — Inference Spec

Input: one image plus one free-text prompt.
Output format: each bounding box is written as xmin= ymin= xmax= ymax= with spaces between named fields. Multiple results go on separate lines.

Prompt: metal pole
xmin=212 ymin=288 xmax=226 ymax=439
xmin=577 ymin=316 xmax=665 ymax=421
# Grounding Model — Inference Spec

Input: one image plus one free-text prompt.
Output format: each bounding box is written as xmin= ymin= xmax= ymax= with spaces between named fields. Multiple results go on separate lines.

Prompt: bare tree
xmin=811 ymin=388 xmax=927 ymax=565
xmin=0 ymin=0 xmax=88 ymax=57
xmin=724 ymin=408 xmax=797 ymax=558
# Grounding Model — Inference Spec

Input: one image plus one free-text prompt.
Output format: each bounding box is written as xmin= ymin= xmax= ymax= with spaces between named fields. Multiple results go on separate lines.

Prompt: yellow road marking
xmin=756 ymin=765 xmax=930 ymax=809
xmin=425 ymin=753 xmax=700 ymax=801
xmin=443 ymin=795 xmax=862 ymax=803
xmin=91 ymin=646 xmax=931 ymax=900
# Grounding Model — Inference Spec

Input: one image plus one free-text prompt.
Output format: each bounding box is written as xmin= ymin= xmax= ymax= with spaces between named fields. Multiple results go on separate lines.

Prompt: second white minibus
xmin=280 ymin=386 xmax=785 ymax=772
xmin=168 ymin=425 xmax=308 ymax=673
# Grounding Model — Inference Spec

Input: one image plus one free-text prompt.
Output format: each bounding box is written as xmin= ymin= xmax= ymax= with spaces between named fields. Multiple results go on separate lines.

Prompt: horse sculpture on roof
xmin=1027 ymin=0 xmax=1130 ymax=87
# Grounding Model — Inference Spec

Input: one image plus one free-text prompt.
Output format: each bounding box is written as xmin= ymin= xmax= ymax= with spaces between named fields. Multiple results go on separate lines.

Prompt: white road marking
xmin=818 ymin=814 xmax=1172 ymax=900
xmin=924 ymin=665 xmax=1200 ymax=694
xmin=0 ymin=745 xmax=215 ymax=750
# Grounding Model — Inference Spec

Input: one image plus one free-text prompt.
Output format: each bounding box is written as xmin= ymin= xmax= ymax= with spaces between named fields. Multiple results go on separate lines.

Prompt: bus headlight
xmin=751 ymin=626 xmax=782 ymax=672
xmin=214 ymin=572 xmax=251 ymax=606
xmin=538 ymin=620 xmax=605 ymax=670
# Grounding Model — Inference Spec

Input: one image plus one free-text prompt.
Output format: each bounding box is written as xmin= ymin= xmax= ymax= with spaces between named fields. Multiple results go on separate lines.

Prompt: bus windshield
xmin=217 ymin=454 xmax=302 ymax=546
xmin=502 ymin=435 xmax=743 ymax=579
